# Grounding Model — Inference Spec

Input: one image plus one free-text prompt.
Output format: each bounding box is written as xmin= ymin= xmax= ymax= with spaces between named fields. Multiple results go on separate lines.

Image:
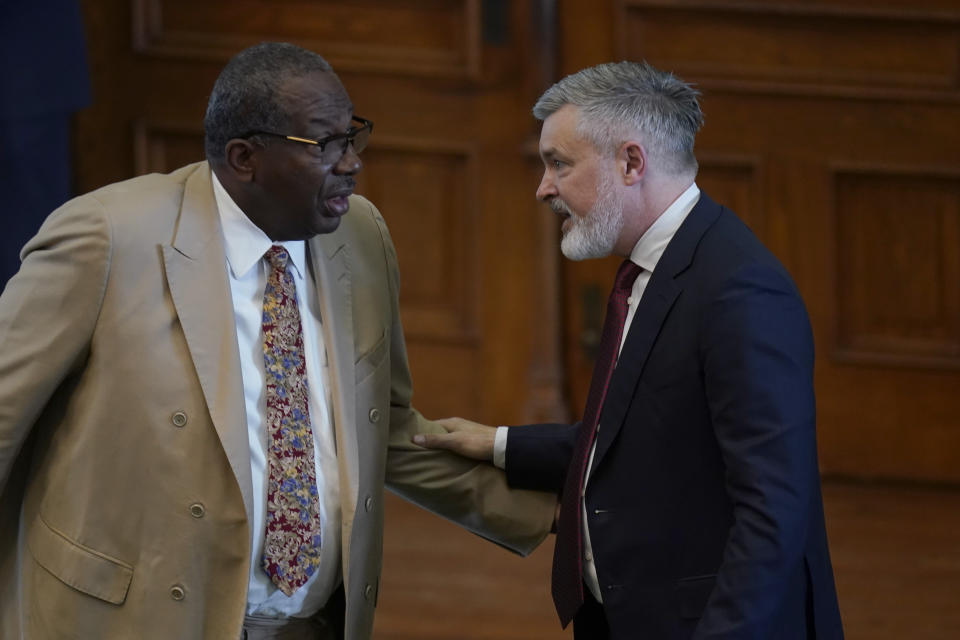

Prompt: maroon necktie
xmin=552 ymin=259 xmax=642 ymax=627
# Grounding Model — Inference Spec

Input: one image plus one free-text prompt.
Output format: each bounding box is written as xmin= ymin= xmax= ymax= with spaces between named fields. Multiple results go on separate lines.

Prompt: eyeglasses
xmin=241 ymin=116 xmax=373 ymax=165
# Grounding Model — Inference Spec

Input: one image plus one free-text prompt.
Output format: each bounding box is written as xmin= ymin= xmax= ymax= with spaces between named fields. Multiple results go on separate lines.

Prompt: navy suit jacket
xmin=507 ymin=193 xmax=843 ymax=639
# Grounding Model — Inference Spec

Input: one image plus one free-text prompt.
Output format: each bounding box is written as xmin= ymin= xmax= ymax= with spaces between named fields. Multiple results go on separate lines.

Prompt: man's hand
xmin=413 ymin=417 xmax=497 ymax=462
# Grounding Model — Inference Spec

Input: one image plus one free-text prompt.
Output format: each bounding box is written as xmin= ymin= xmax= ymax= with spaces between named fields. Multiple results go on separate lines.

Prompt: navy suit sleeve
xmin=504 ymin=422 xmax=578 ymax=493
xmin=695 ymin=262 xmax=819 ymax=639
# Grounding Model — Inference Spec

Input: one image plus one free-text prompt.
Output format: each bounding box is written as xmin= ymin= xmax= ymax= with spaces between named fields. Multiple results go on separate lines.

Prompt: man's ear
xmin=224 ymin=139 xmax=259 ymax=183
xmin=619 ymin=140 xmax=647 ymax=186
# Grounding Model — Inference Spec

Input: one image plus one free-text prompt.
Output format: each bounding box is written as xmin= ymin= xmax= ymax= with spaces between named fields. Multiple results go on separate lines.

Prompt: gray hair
xmin=204 ymin=42 xmax=335 ymax=162
xmin=533 ymin=61 xmax=703 ymax=175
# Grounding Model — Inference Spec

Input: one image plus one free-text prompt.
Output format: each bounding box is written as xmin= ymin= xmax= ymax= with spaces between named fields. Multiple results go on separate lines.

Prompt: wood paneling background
xmin=79 ymin=0 xmax=960 ymax=482
xmin=71 ymin=0 xmax=960 ymax=637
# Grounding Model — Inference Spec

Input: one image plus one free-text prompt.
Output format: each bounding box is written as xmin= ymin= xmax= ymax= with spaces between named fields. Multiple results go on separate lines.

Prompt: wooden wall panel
xmin=403 ymin=344 xmax=482 ymax=420
xmin=132 ymin=0 xmax=481 ymax=77
xmin=356 ymin=141 xmax=479 ymax=342
xmin=834 ymin=169 xmax=960 ymax=367
xmin=618 ymin=0 xmax=960 ymax=98
xmin=132 ymin=120 xmax=203 ymax=175
xmin=521 ymin=152 xmax=570 ymax=424
xmin=696 ymin=155 xmax=763 ymax=239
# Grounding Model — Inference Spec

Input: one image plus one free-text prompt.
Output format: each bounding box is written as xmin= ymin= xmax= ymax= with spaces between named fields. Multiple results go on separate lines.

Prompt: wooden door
xmin=558 ymin=0 xmax=960 ymax=484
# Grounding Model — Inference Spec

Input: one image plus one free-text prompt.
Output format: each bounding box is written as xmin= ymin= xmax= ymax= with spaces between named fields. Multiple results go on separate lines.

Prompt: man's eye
xmin=553 ymin=160 xmax=566 ymax=169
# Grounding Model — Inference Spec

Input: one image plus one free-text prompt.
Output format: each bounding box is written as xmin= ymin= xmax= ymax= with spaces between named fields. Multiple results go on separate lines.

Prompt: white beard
xmin=557 ymin=172 xmax=625 ymax=261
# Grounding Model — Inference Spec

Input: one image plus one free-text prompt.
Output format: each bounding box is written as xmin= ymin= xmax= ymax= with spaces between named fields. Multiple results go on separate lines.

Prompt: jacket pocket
xmin=355 ymin=329 xmax=388 ymax=384
xmin=27 ymin=514 xmax=133 ymax=605
xmin=677 ymin=573 xmax=717 ymax=619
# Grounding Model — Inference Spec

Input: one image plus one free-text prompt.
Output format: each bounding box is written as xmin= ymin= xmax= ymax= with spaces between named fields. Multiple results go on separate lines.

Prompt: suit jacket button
xmin=364 ymin=584 xmax=374 ymax=600
xmin=368 ymin=408 xmax=380 ymax=423
xmin=170 ymin=584 xmax=186 ymax=601
xmin=171 ymin=411 xmax=188 ymax=427
xmin=364 ymin=496 xmax=373 ymax=512
xmin=189 ymin=503 xmax=205 ymax=518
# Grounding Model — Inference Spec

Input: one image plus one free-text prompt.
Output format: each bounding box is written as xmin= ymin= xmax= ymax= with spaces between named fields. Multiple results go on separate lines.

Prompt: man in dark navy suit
xmin=415 ymin=61 xmax=844 ymax=639
xmin=0 ymin=0 xmax=91 ymax=287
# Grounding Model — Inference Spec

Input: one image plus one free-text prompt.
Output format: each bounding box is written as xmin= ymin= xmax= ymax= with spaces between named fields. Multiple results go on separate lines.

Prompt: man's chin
xmin=311 ymin=212 xmax=342 ymax=236
xmin=561 ymin=233 xmax=612 ymax=261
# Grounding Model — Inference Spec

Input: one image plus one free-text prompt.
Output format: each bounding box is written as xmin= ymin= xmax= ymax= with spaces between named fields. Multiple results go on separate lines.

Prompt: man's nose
xmin=536 ymin=172 xmax=556 ymax=201
xmin=335 ymin=144 xmax=362 ymax=174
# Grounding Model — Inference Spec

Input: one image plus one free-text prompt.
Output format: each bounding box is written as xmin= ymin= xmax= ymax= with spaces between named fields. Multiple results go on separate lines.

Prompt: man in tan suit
xmin=0 ymin=43 xmax=553 ymax=639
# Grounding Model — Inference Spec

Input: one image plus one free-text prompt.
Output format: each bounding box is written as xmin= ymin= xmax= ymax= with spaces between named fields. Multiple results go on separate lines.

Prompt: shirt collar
xmin=211 ymin=171 xmax=306 ymax=281
xmin=629 ymin=182 xmax=700 ymax=273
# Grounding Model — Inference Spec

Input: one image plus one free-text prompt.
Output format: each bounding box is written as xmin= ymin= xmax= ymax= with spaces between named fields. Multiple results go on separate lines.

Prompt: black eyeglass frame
xmin=239 ymin=116 xmax=374 ymax=159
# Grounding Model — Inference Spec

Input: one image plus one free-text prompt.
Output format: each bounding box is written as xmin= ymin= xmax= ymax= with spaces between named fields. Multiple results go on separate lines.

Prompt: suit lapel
xmin=162 ymin=163 xmax=254 ymax=526
xmin=307 ymin=232 xmax=359 ymax=572
xmin=590 ymin=273 xmax=680 ymax=471
xmin=591 ymin=193 xmax=723 ymax=473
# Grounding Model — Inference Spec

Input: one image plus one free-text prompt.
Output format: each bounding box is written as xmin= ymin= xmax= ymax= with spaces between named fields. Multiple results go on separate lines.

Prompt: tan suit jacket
xmin=0 ymin=162 xmax=553 ymax=639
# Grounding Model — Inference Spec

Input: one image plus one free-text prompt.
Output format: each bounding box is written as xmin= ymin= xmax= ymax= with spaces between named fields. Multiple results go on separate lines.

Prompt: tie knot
xmin=614 ymin=260 xmax=642 ymax=293
xmin=265 ymin=245 xmax=290 ymax=271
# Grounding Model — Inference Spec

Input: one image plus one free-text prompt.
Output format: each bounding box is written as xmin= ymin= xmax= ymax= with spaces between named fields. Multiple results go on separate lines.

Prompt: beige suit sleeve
xmin=369 ymin=209 xmax=555 ymax=557
xmin=0 ymin=197 xmax=111 ymax=491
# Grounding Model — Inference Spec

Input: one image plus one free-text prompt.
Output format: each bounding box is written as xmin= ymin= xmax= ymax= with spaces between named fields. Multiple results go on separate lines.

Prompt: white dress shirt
xmin=212 ymin=173 xmax=342 ymax=617
xmin=494 ymin=182 xmax=700 ymax=603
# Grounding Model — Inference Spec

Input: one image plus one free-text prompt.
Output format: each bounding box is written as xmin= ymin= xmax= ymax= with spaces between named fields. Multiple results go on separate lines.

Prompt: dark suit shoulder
xmin=687 ymin=200 xmax=800 ymax=298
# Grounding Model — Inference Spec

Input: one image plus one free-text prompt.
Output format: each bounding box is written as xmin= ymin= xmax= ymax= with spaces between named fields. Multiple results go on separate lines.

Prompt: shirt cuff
xmin=493 ymin=426 xmax=508 ymax=470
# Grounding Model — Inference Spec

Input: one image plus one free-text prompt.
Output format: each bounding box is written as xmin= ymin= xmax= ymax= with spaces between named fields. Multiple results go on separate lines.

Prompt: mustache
xmin=334 ymin=178 xmax=356 ymax=193
xmin=550 ymin=198 xmax=573 ymax=216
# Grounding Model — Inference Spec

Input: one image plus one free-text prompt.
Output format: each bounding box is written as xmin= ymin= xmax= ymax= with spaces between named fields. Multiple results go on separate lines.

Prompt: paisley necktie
xmin=260 ymin=245 xmax=323 ymax=596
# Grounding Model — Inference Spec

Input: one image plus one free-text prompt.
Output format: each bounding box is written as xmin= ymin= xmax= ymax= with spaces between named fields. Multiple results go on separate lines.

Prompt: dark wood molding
xmin=131 ymin=0 xmax=484 ymax=80
xmin=620 ymin=0 xmax=960 ymax=23
xmin=616 ymin=0 xmax=960 ymax=103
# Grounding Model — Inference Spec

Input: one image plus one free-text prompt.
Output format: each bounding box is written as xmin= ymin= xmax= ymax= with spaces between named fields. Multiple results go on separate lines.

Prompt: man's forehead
xmin=543 ymin=104 xmax=581 ymax=131
xmin=539 ymin=105 xmax=586 ymax=154
xmin=303 ymin=96 xmax=353 ymax=119
xmin=282 ymin=72 xmax=353 ymax=123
